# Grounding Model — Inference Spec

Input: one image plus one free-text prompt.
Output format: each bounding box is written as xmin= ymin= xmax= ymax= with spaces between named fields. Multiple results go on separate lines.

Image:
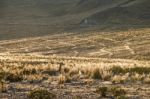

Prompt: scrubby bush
xmin=0 ymin=73 xmax=5 ymax=92
xmin=0 ymin=72 xmax=6 ymax=93
xmin=22 ymin=68 xmax=37 ymax=75
xmin=69 ymin=69 xmax=79 ymax=77
xmin=96 ymin=86 xmax=108 ymax=97
xmin=111 ymin=66 xmax=150 ymax=75
xmin=96 ymin=86 xmax=127 ymax=98
xmin=111 ymin=87 xmax=126 ymax=97
xmin=42 ymin=69 xmax=58 ymax=76
xmin=63 ymin=67 xmax=70 ymax=73
xmin=111 ymin=66 xmax=125 ymax=75
xmin=91 ymin=68 xmax=102 ymax=79
xmin=129 ymin=67 xmax=150 ymax=74
xmin=28 ymin=89 xmax=56 ymax=99
xmin=6 ymin=73 xmax=23 ymax=82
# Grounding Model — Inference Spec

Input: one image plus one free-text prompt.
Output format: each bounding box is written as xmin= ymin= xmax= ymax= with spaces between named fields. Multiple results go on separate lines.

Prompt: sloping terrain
xmin=73 ymin=0 xmax=120 ymax=12
xmin=0 ymin=28 xmax=149 ymax=60
xmin=0 ymin=0 xmax=80 ymax=39
xmin=80 ymin=0 xmax=150 ymax=25
xmin=0 ymin=0 xmax=150 ymax=39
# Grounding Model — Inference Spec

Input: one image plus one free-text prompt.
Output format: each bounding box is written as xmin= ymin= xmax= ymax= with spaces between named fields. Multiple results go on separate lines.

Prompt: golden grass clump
xmin=143 ymin=77 xmax=150 ymax=84
xmin=58 ymin=74 xmax=71 ymax=84
xmin=112 ymin=75 xmax=128 ymax=84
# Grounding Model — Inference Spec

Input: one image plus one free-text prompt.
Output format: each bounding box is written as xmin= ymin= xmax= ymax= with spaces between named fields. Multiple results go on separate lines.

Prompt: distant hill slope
xmin=80 ymin=0 xmax=150 ymax=25
xmin=0 ymin=0 xmax=150 ymax=39
xmin=0 ymin=28 xmax=149 ymax=60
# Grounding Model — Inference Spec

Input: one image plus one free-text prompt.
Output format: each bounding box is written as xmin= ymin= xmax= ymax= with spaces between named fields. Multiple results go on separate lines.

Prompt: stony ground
xmin=1 ymin=79 xmax=150 ymax=99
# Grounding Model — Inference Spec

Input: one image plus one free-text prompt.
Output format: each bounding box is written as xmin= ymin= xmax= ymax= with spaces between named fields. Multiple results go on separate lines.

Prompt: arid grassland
xmin=0 ymin=28 xmax=149 ymax=99
xmin=0 ymin=0 xmax=150 ymax=98
xmin=0 ymin=53 xmax=150 ymax=99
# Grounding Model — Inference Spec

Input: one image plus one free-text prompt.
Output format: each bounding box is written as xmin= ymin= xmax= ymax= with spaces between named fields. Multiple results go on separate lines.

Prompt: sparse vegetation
xmin=22 ymin=68 xmax=37 ymax=75
xmin=96 ymin=86 xmax=127 ymax=98
xmin=111 ymin=66 xmax=150 ymax=75
xmin=96 ymin=86 xmax=108 ymax=97
xmin=0 ymin=0 xmax=149 ymax=98
xmin=129 ymin=67 xmax=150 ymax=74
xmin=111 ymin=66 xmax=125 ymax=75
xmin=0 ymin=54 xmax=149 ymax=98
xmin=111 ymin=87 xmax=126 ymax=97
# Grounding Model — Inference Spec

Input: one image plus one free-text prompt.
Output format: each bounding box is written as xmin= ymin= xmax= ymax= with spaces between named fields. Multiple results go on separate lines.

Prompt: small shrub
xmin=69 ymin=69 xmax=79 ymax=77
xmin=22 ymin=68 xmax=37 ymax=75
xmin=91 ymin=68 xmax=102 ymax=79
xmin=129 ymin=67 xmax=150 ymax=74
xmin=130 ymin=73 xmax=144 ymax=82
xmin=6 ymin=73 xmax=23 ymax=82
xmin=96 ymin=86 xmax=108 ymax=97
xmin=101 ymin=71 xmax=111 ymax=81
xmin=0 ymin=71 xmax=7 ymax=93
xmin=111 ymin=66 xmax=125 ymax=75
xmin=28 ymin=89 xmax=56 ymax=99
xmin=111 ymin=87 xmax=126 ymax=97
xmin=111 ymin=66 xmax=150 ymax=76
xmin=42 ymin=69 xmax=58 ymax=76
xmin=63 ymin=67 xmax=70 ymax=73
xmin=65 ymin=75 xmax=72 ymax=83
xmin=0 ymin=81 xmax=7 ymax=93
